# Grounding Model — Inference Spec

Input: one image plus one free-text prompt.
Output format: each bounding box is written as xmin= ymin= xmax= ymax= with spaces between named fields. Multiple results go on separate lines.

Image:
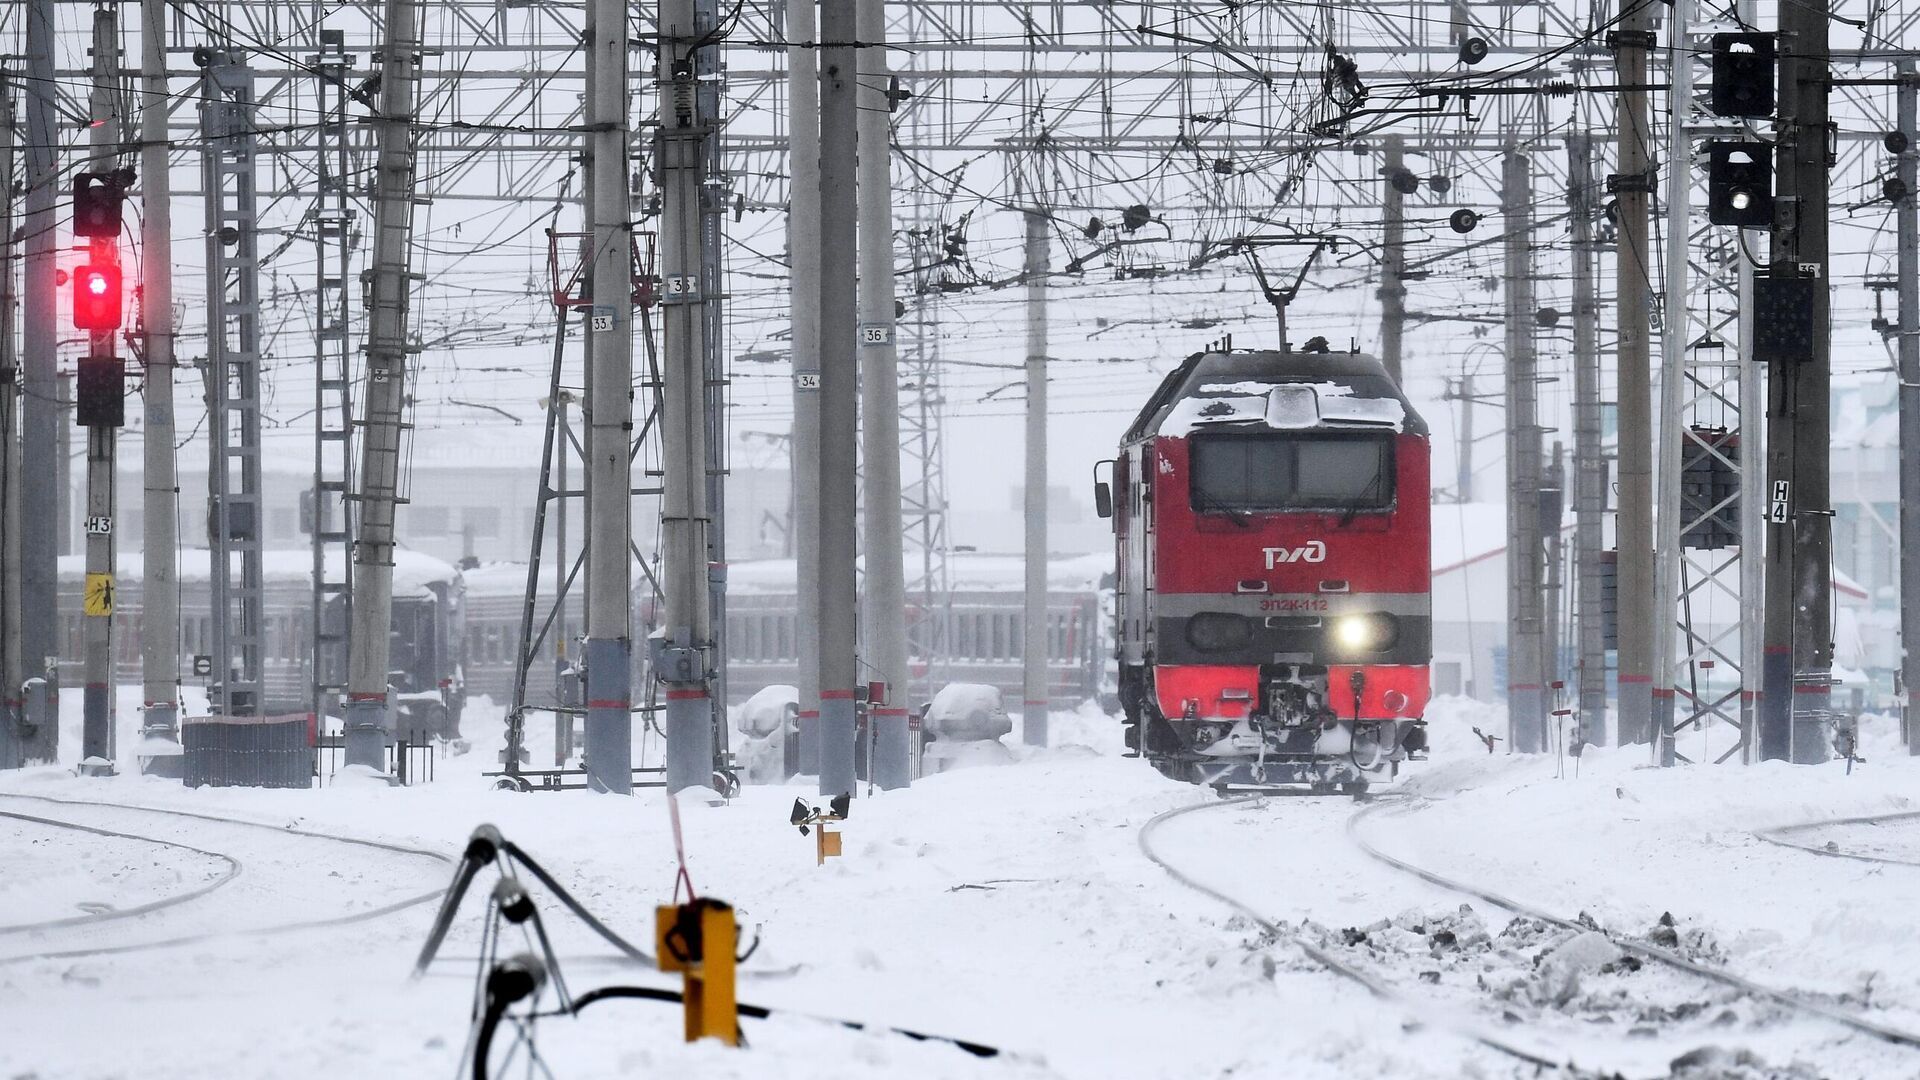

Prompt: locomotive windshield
xmin=1188 ymin=433 xmax=1395 ymax=511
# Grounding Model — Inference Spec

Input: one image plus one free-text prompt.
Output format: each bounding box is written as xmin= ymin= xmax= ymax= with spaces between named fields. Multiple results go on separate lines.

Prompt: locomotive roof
xmin=1121 ymin=348 xmax=1428 ymax=443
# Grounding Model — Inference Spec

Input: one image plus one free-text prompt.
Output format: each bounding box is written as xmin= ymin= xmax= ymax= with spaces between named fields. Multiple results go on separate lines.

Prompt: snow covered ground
xmin=2 ymin=693 xmax=1918 ymax=1079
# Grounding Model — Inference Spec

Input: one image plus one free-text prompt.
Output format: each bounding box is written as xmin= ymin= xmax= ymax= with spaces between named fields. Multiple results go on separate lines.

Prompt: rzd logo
xmin=1262 ymin=541 xmax=1326 ymax=568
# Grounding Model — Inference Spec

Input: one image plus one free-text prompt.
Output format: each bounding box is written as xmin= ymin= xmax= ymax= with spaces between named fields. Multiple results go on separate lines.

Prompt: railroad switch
xmin=655 ymin=897 xmax=740 ymax=1046
xmin=790 ymin=793 xmax=850 ymax=865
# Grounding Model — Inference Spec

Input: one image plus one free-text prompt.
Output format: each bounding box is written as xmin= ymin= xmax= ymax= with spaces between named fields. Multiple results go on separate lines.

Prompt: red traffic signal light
xmin=72 ymin=263 xmax=122 ymax=330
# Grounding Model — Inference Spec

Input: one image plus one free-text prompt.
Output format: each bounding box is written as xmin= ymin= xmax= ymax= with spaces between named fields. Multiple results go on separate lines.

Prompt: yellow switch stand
xmin=815 ymin=817 xmax=843 ymax=865
xmin=654 ymin=898 xmax=739 ymax=1046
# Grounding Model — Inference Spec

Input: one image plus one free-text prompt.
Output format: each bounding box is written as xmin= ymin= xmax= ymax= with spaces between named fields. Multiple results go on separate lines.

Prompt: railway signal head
xmin=72 ymin=263 xmax=124 ymax=330
xmin=71 ymin=172 xmax=125 ymax=239
xmin=1709 ymin=33 xmax=1775 ymax=118
xmin=1458 ymin=36 xmax=1489 ymax=65
xmin=1706 ymin=141 xmax=1773 ymax=227
xmin=76 ymin=354 xmax=125 ymax=428
xmin=1448 ymin=208 xmax=1479 ymax=234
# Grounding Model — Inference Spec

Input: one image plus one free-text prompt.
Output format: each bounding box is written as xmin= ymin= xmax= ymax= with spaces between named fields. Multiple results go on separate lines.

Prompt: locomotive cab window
xmin=1188 ymin=433 xmax=1395 ymax=512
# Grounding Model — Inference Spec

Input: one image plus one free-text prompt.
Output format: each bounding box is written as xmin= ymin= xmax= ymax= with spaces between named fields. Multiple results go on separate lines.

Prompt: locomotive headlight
xmin=1332 ymin=613 xmax=1398 ymax=652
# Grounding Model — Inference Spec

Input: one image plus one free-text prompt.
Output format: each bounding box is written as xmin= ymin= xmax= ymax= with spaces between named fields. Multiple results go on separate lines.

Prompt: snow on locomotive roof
xmin=1125 ymin=348 xmax=1428 ymax=442
xmin=723 ymin=552 xmax=1109 ymax=596
xmin=57 ymin=548 xmax=460 ymax=597
xmin=1164 ymin=379 xmax=1406 ymax=436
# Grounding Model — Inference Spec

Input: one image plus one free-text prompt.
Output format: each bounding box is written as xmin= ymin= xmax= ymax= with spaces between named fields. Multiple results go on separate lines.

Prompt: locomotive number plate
xmin=1260 ymin=597 xmax=1329 ymax=613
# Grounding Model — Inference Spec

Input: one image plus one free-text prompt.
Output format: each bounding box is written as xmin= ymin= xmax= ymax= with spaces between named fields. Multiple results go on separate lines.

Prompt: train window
xmin=1188 ymin=434 xmax=1394 ymax=511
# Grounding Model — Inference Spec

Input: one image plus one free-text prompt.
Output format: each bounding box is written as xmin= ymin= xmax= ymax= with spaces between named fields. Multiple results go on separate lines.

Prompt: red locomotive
xmin=1095 ymin=345 xmax=1430 ymax=791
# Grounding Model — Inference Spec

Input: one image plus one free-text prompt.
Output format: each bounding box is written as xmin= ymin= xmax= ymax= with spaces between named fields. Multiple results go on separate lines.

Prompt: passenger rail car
xmin=54 ymin=550 xmax=467 ymax=737
xmin=721 ymin=554 xmax=1108 ymax=709
xmin=461 ymin=561 xmax=659 ymax=712
xmin=1099 ymin=348 xmax=1431 ymax=790
xmin=460 ymin=562 xmax=584 ymax=710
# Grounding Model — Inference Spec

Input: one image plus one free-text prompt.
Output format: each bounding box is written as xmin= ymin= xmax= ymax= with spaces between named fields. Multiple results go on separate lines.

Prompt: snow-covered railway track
xmin=1753 ymin=809 xmax=1920 ymax=870
xmin=1138 ymin=797 xmax=1575 ymax=1073
xmin=0 ymin=808 xmax=242 ymax=935
xmin=0 ymin=791 xmax=452 ymax=965
xmin=1347 ymin=799 xmax=1920 ymax=1053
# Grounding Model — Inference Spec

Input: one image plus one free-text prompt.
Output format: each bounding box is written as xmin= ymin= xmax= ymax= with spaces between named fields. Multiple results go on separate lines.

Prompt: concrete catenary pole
xmin=1899 ymin=64 xmax=1920 ymax=754
xmin=19 ymin=0 xmax=59 ymax=763
xmin=1502 ymin=147 xmax=1545 ymax=754
xmin=1022 ymin=209 xmax=1049 ymax=746
xmin=696 ymin=0 xmax=729 ymax=772
xmin=857 ymin=0 xmax=909 ymax=789
xmin=138 ymin=0 xmax=179 ymax=764
xmin=1760 ymin=0 xmax=1833 ymax=764
xmin=1612 ymin=0 xmax=1657 ymax=746
xmin=0 ymin=76 xmax=20 ymax=770
xmin=788 ymin=0 xmax=823 ymax=776
xmin=656 ymin=0 xmax=714 ymax=794
xmin=815 ymin=0 xmax=860 ymax=797
xmin=579 ymin=0 xmax=638 ymax=794
xmin=343 ymin=0 xmax=425 ymax=772
xmin=1379 ymin=135 xmax=1407 ymax=386
xmin=1567 ymin=134 xmax=1608 ymax=746
xmin=1651 ymin=0 xmax=1697 ymax=768
xmin=80 ymin=5 xmax=121 ymax=771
